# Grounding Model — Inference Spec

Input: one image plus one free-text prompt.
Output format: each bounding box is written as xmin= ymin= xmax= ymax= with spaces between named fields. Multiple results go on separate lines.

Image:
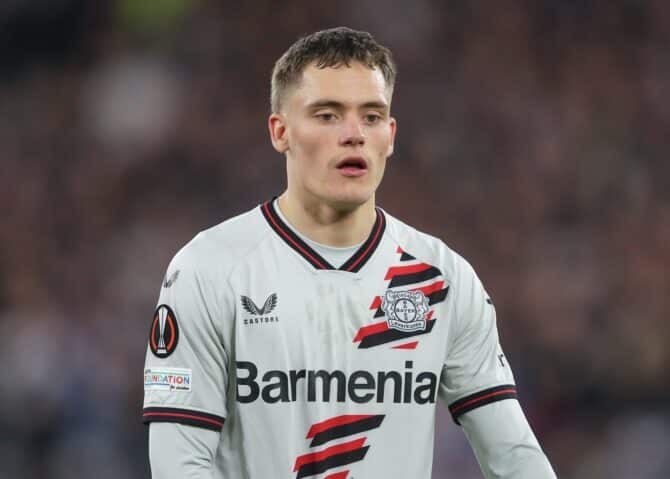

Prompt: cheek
xmin=373 ymin=157 xmax=388 ymax=184
xmin=290 ymin=127 xmax=324 ymax=158
xmin=370 ymin=132 xmax=393 ymax=161
xmin=288 ymin=128 xmax=334 ymax=182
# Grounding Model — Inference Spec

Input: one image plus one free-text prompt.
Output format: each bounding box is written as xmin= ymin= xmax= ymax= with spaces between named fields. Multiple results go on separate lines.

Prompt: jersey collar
xmin=260 ymin=200 xmax=386 ymax=272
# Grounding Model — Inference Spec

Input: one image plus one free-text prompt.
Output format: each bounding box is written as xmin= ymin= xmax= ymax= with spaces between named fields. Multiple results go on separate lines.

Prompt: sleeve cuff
xmin=143 ymin=407 xmax=225 ymax=431
xmin=448 ymin=384 xmax=518 ymax=425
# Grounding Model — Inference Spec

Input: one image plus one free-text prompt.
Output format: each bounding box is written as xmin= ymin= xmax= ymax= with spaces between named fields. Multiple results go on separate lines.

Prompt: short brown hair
xmin=271 ymin=27 xmax=397 ymax=113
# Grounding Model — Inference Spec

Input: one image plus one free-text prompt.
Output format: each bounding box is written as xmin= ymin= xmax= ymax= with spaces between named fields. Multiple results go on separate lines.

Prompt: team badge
xmin=149 ymin=304 xmax=179 ymax=358
xmin=381 ymin=290 xmax=429 ymax=332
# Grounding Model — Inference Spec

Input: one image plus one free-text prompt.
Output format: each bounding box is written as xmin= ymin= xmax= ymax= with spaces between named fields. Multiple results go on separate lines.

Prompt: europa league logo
xmin=150 ymin=304 xmax=179 ymax=358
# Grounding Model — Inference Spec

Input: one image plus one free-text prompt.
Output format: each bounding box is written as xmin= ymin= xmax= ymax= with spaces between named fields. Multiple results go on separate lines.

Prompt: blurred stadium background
xmin=1 ymin=1 xmax=669 ymax=478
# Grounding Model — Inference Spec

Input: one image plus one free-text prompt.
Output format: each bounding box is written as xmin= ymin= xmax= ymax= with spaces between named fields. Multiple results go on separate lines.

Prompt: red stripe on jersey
xmin=143 ymin=411 xmax=225 ymax=428
xmin=384 ymin=263 xmax=432 ymax=280
xmin=416 ymin=280 xmax=445 ymax=296
xmin=293 ymin=438 xmax=366 ymax=471
xmin=392 ymin=341 xmax=418 ymax=350
xmin=307 ymin=415 xmax=374 ymax=438
xmin=449 ymin=388 xmax=518 ymax=415
xmin=353 ymin=321 xmax=389 ymax=342
xmin=325 ymin=471 xmax=349 ymax=479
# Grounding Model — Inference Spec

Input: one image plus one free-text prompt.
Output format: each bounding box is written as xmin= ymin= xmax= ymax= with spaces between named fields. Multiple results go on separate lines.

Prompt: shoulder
xmin=381 ymin=208 xmax=475 ymax=280
xmin=168 ymin=205 xmax=269 ymax=280
xmin=381 ymin=209 xmax=490 ymax=333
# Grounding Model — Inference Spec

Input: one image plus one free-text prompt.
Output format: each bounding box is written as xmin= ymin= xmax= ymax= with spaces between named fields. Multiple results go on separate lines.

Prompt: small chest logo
xmin=241 ymin=293 xmax=279 ymax=325
xmin=381 ymin=290 xmax=429 ymax=332
xmin=241 ymin=293 xmax=277 ymax=315
xmin=162 ymin=269 xmax=180 ymax=288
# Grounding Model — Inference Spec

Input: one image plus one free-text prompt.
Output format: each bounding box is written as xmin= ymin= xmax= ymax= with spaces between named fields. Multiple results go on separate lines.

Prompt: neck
xmin=277 ymin=191 xmax=376 ymax=247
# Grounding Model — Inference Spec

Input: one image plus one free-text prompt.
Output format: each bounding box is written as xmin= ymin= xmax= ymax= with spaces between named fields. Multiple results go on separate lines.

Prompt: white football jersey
xmin=143 ymin=200 xmax=516 ymax=479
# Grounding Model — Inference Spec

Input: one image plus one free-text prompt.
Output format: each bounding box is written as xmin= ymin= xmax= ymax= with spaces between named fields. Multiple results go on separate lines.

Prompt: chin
xmin=323 ymin=191 xmax=373 ymax=211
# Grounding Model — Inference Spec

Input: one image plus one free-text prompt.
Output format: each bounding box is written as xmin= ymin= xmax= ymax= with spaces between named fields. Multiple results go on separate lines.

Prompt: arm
xmin=460 ymin=400 xmax=556 ymax=479
xmin=149 ymin=423 xmax=219 ymax=479
xmin=439 ymin=254 xmax=556 ymax=478
xmin=143 ymin=240 xmax=232 ymax=478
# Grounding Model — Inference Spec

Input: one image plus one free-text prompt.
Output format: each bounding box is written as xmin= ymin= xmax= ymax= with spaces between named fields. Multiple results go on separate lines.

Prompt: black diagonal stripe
xmin=310 ymin=415 xmax=385 ymax=447
xmin=448 ymin=385 xmax=518 ymax=425
xmin=358 ymin=320 xmax=437 ymax=349
xmin=400 ymin=251 xmax=415 ymax=261
xmin=296 ymin=447 xmax=369 ymax=479
xmin=261 ymin=201 xmax=334 ymax=270
xmin=340 ymin=209 xmax=386 ymax=273
xmin=388 ymin=266 xmax=442 ymax=288
xmin=427 ymin=286 xmax=449 ymax=305
xmin=373 ymin=287 xmax=449 ymax=318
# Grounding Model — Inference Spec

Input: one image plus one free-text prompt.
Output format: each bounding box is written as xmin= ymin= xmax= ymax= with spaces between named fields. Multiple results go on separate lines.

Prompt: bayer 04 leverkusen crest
xmin=381 ymin=290 xmax=429 ymax=333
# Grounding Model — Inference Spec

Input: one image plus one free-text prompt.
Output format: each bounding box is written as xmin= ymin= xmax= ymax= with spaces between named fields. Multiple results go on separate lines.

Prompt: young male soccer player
xmin=143 ymin=27 xmax=557 ymax=478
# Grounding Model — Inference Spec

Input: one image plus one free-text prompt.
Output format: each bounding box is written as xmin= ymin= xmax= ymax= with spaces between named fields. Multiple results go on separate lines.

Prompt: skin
xmin=268 ymin=61 xmax=396 ymax=247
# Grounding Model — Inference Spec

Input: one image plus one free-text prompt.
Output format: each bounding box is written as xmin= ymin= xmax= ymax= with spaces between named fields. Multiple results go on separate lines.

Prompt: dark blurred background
xmin=1 ymin=1 xmax=669 ymax=478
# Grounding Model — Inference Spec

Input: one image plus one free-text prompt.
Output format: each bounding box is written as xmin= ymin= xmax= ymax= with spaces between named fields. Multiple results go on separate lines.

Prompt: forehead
xmin=289 ymin=62 xmax=390 ymax=108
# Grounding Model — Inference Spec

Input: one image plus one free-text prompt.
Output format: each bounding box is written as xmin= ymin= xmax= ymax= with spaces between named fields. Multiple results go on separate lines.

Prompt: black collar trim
xmin=260 ymin=200 xmax=386 ymax=272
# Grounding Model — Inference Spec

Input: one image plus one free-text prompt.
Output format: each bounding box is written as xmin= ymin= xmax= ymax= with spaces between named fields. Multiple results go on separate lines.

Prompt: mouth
xmin=336 ymin=157 xmax=368 ymax=177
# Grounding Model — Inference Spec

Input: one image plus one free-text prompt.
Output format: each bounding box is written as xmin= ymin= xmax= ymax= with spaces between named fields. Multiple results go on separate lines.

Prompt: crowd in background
xmin=1 ymin=1 xmax=669 ymax=477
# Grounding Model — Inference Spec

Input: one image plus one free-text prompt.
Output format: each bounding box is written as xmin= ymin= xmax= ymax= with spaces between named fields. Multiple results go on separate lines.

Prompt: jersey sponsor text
xmin=236 ymin=360 xmax=437 ymax=405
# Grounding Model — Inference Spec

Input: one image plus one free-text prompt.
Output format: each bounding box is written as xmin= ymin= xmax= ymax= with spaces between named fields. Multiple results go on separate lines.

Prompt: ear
xmin=387 ymin=116 xmax=397 ymax=157
xmin=269 ymin=113 xmax=289 ymax=153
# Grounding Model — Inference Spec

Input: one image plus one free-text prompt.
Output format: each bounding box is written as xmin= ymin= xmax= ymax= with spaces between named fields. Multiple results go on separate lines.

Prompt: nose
xmin=339 ymin=116 xmax=365 ymax=147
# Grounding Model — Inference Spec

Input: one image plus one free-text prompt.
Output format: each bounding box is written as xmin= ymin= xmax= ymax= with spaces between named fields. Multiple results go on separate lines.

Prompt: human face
xmin=269 ymin=62 xmax=396 ymax=211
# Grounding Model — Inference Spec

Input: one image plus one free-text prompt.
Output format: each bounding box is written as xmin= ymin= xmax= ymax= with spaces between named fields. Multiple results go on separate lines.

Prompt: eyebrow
xmin=306 ymin=99 xmax=389 ymax=111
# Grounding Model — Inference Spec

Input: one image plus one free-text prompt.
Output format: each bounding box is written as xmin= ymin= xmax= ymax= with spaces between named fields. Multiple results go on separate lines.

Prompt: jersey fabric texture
xmin=143 ymin=200 xmax=517 ymax=479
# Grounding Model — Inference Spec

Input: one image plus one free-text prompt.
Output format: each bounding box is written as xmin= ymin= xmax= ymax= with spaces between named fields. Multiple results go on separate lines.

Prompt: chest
xmin=229 ymin=266 xmax=452 ymax=375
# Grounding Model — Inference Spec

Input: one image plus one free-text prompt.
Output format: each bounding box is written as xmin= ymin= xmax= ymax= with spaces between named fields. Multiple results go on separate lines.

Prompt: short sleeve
xmin=439 ymin=257 xmax=517 ymax=425
xmin=142 ymin=245 xmax=230 ymax=431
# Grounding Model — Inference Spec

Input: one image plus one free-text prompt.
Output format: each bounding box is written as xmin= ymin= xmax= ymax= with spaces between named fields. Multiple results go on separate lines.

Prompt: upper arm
xmin=439 ymin=256 xmax=517 ymax=424
xmin=438 ymin=256 xmax=556 ymax=477
xmin=143 ymin=243 xmax=232 ymax=432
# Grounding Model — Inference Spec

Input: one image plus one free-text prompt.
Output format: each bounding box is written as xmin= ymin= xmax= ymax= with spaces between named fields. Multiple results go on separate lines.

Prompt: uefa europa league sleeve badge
xmin=381 ymin=290 xmax=429 ymax=332
xmin=149 ymin=304 xmax=180 ymax=358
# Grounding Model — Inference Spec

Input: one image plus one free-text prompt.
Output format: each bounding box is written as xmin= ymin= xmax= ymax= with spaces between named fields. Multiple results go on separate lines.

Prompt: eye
xmin=364 ymin=113 xmax=382 ymax=124
xmin=315 ymin=112 xmax=337 ymax=122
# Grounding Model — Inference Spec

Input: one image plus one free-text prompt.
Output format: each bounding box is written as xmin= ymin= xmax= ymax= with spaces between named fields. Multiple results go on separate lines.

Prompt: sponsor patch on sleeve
xmin=144 ymin=367 xmax=192 ymax=392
